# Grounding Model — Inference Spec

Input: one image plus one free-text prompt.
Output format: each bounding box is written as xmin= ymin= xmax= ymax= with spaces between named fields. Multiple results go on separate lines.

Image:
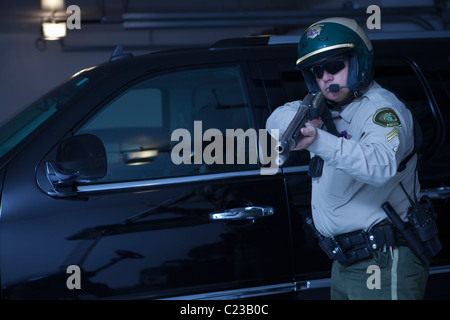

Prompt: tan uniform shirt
xmin=267 ymin=81 xmax=419 ymax=237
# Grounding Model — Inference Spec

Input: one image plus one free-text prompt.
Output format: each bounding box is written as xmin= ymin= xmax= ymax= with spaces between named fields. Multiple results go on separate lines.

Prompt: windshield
xmin=0 ymin=67 xmax=104 ymax=163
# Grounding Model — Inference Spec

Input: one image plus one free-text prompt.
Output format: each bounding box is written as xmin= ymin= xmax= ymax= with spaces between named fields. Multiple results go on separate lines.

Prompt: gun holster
xmin=382 ymin=198 xmax=442 ymax=265
xmin=407 ymin=196 xmax=442 ymax=258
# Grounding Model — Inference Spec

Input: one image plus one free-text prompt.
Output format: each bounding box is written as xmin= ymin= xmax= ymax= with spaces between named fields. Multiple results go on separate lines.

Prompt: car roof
xmin=93 ymin=30 xmax=450 ymax=75
xmin=266 ymin=30 xmax=450 ymax=45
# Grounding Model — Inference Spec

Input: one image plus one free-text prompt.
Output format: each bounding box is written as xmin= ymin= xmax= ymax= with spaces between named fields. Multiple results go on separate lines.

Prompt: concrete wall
xmin=0 ymin=33 xmax=109 ymax=125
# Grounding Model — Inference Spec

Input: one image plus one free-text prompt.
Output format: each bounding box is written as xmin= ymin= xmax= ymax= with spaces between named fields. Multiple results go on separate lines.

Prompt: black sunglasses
xmin=309 ymin=58 xmax=348 ymax=79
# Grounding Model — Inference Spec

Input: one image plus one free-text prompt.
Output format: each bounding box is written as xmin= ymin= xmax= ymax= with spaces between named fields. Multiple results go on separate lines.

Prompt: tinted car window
xmin=0 ymin=68 xmax=103 ymax=163
xmin=77 ymin=66 xmax=257 ymax=184
xmin=374 ymin=58 xmax=444 ymax=162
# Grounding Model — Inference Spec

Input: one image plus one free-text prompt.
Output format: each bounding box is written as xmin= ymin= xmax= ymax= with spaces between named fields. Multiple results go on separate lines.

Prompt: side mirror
xmin=46 ymin=134 xmax=107 ymax=187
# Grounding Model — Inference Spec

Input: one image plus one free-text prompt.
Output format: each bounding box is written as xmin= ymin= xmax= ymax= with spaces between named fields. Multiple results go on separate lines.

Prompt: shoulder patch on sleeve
xmin=372 ymin=108 xmax=402 ymax=127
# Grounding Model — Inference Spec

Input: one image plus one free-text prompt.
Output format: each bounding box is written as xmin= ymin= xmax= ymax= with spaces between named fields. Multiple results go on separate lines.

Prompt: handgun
xmin=381 ymin=202 xmax=432 ymax=265
xmin=275 ymin=91 xmax=325 ymax=166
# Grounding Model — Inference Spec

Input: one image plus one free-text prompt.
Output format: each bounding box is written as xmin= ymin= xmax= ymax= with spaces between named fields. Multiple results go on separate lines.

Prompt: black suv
xmin=0 ymin=33 xmax=449 ymax=300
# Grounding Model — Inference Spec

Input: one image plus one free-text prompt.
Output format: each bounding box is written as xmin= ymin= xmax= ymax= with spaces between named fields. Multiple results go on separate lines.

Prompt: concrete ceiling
xmin=0 ymin=0 xmax=447 ymax=51
xmin=1 ymin=0 xmax=313 ymax=33
xmin=0 ymin=0 xmax=445 ymax=32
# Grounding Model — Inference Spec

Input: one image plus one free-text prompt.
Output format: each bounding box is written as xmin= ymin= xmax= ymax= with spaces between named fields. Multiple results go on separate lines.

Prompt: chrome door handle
xmin=209 ymin=206 xmax=274 ymax=221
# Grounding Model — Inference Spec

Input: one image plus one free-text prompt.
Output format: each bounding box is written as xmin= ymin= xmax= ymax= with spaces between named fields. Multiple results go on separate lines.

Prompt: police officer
xmin=266 ymin=17 xmax=429 ymax=299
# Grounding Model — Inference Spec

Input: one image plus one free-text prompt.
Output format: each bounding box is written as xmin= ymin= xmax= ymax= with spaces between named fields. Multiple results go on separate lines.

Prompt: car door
xmin=1 ymin=63 xmax=295 ymax=299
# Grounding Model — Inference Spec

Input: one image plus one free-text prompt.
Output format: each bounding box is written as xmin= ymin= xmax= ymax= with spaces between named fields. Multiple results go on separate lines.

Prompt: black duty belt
xmin=316 ymin=221 xmax=407 ymax=265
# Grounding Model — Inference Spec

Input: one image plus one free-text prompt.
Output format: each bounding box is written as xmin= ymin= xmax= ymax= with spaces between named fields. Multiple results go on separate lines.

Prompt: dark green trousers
xmin=331 ymin=246 xmax=429 ymax=300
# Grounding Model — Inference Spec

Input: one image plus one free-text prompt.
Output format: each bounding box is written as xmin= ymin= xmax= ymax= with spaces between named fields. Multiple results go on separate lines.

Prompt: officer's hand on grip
xmin=293 ymin=118 xmax=322 ymax=151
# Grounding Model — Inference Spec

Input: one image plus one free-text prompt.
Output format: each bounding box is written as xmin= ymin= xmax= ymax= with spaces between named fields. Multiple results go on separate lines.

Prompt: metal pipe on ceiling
xmin=121 ymin=7 xmax=440 ymax=31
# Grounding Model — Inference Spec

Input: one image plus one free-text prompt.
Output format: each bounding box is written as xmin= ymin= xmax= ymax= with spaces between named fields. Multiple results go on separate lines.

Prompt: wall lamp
xmin=41 ymin=20 xmax=67 ymax=40
xmin=37 ymin=0 xmax=67 ymax=50
xmin=40 ymin=0 xmax=66 ymax=40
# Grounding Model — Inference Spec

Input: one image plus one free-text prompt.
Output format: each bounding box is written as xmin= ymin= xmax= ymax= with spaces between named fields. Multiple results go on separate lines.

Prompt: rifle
xmin=275 ymin=91 xmax=326 ymax=166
